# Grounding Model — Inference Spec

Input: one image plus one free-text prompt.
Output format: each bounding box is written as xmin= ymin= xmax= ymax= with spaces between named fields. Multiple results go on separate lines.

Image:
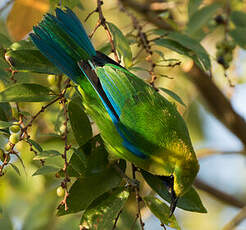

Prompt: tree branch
xmin=222 ymin=206 xmax=246 ymax=230
xmin=194 ymin=179 xmax=246 ymax=208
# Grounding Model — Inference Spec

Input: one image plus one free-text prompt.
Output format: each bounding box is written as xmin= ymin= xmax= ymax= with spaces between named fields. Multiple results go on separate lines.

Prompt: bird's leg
xmin=113 ymin=163 xmax=139 ymax=188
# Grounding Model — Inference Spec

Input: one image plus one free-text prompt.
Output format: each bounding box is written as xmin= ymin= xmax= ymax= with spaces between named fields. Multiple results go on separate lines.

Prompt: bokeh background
xmin=0 ymin=0 xmax=246 ymax=229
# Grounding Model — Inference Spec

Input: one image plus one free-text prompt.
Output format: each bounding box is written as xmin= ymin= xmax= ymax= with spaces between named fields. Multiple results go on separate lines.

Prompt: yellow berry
xmin=10 ymin=124 xmax=20 ymax=133
xmin=5 ymin=142 xmax=12 ymax=152
xmin=47 ymin=75 xmax=58 ymax=85
xmin=56 ymin=186 xmax=65 ymax=197
xmin=9 ymin=133 xmax=19 ymax=144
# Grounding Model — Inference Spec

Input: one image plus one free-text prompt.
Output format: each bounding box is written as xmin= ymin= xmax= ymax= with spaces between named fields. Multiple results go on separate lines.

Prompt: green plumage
xmin=78 ymin=63 xmax=199 ymax=196
xmin=30 ymin=8 xmax=199 ymax=203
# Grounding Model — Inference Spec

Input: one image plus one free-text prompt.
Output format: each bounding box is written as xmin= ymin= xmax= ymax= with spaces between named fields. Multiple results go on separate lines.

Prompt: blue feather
xmin=30 ymin=8 xmax=96 ymax=83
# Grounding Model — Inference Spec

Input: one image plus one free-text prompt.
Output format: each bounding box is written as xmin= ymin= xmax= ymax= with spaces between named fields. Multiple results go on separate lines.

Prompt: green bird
xmin=30 ymin=7 xmax=199 ymax=215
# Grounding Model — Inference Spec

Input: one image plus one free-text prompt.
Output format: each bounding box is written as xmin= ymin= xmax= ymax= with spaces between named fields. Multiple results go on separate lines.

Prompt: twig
xmin=0 ymin=80 xmax=71 ymax=176
xmin=88 ymin=0 xmax=120 ymax=63
xmin=118 ymin=1 xmax=159 ymax=89
xmin=222 ymin=206 xmax=246 ymax=230
xmin=60 ymin=95 xmax=71 ymax=211
xmin=194 ymin=179 xmax=246 ymax=208
xmin=112 ymin=209 xmax=123 ymax=230
xmin=113 ymin=163 xmax=139 ymax=187
xmin=132 ymin=164 xmax=145 ymax=230
xmin=197 ymin=149 xmax=246 ymax=159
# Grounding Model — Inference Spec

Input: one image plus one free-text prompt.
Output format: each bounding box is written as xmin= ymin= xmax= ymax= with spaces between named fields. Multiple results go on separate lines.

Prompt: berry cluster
xmin=216 ymin=39 xmax=236 ymax=69
xmin=0 ymin=124 xmax=21 ymax=165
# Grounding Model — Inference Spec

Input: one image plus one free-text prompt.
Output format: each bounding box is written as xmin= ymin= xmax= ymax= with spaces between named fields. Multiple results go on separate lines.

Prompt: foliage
xmin=0 ymin=0 xmax=246 ymax=230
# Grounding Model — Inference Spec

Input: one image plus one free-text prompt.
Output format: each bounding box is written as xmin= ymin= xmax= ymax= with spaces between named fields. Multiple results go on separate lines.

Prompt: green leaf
xmin=32 ymin=165 xmax=60 ymax=176
xmin=154 ymin=38 xmax=204 ymax=70
xmin=80 ymin=187 xmax=130 ymax=230
xmin=64 ymin=147 xmax=87 ymax=177
xmin=141 ymin=170 xmax=207 ymax=213
xmin=143 ymin=195 xmax=180 ymax=230
xmin=107 ymin=22 xmax=133 ymax=67
xmin=186 ymin=3 xmax=220 ymax=35
xmin=159 ymin=87 xmax=186 ymax=106
xmin=33 ymin=150 xmax=61 ymax=160
xmin=231 ymin=11 xmax=246 ymax=27
xmin=82 ymin=135 xmax=109 ymax=174
xmin=5 ymin=49 xmax=61 ymax=74
xmin=57 ymin=164 xmax=123 ymax=216
xmin=0 ymin=33 xmax=11 ymax=47
xmin=167 ymin=32 xmax=211 ymax=70
xmin=68 ymin=97 xmax=92 ymax=147
xmin=26 ymin=139 xmax=43 ymax=152
xmin=229 ymin=28 xmax=246 ymax=49
xmin=188 ymin=0 xmax=203 ymax=18
xmin=0 ymin=121 xmax=13 ymax=129
xmin=0 ymin=83 xmax=55 ymax=102
xmin=0 ymin=103 xmax=12 ymax=121
xmin=9 ymin=163 xmax=21 ymax=176
xmin=10 ymin=39 xmax=36 ymax=51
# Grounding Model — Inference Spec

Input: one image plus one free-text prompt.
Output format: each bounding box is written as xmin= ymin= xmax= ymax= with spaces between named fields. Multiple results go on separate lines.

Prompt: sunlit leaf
xmin=80 ymin=187 xmax=130 ymax=230
xmin=144 ymin=196 xmax=180 ymax=230
xmin=68 ymin=97 xmax=92 ymax=147
xmin=32 ymin=165 xmax=60 ymax=176
xmin=108 ymin=22 xmax=133 ymax=67
xmin=10 ymin=39 xmax=36 ymax=51
xmin=7 ymin=0 xmax=49 ymax=40
xmin=0 ymin=121 xmax=13 ymax=129
xmin=33 ymin=150 xmax=61 ymax=160
xmin=0 ymin=83 xmax=55 ymax=102
xmin=5 ymin=49 xmax=61 ymax=74
xmin=159 ymin=87 xmax=186 ymax=106
xmin=141 ymin=170 xmax=207 ymax=213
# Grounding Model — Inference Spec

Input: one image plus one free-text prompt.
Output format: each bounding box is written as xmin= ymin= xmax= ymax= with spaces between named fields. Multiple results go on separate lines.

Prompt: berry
xmin=10 ymin=124 xmax=20 ymax=133
xmin=9 ymin=133 xmax=20 ymax=144
xmin=56 ymin=186 xmax=65 ymax=197
xmin=47 ymin=75 xmax=58 ymax=85
xmin=5 ymin=142 xmax=12 ymax=152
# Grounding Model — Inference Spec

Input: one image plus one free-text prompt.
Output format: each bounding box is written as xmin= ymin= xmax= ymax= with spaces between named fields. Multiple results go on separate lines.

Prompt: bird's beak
xmin=169 ymin=189 xmax=178 ymax=217
xmin=159 ymin=174 xmax=178 ymax=216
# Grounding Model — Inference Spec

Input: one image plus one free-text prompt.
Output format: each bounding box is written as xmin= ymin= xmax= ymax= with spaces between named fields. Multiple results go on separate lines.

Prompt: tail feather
xmin=30 ymin=7 xmax=96 ymax=83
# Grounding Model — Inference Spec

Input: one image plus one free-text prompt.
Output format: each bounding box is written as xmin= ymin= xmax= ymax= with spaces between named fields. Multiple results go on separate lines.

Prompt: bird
xmin=30 ymin=7 xmax=199 ymax=215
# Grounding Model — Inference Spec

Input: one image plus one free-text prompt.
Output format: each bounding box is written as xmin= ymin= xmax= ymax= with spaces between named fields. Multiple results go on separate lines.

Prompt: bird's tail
xmin=30 ymin=7 xmax=96 ymax=83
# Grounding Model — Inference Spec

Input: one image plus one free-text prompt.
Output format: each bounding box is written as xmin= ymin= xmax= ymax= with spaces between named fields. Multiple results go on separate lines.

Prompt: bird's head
xmin=162 ymin=152 xmax=199 ymax=216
